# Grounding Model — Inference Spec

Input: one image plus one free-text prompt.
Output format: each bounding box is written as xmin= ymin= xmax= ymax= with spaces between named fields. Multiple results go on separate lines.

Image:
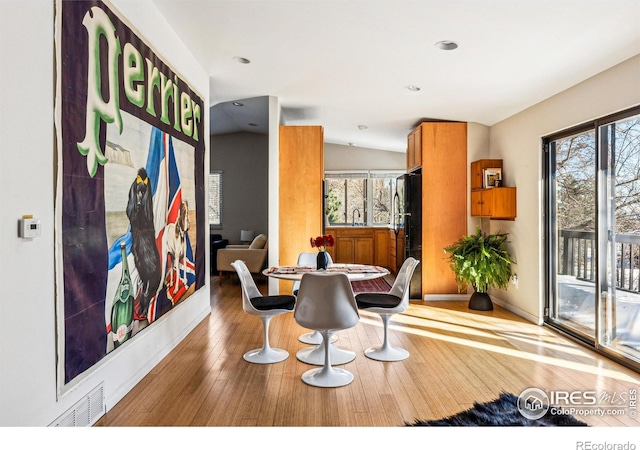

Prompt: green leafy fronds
xmin=443 ymin=227 xmax=516 ymax=293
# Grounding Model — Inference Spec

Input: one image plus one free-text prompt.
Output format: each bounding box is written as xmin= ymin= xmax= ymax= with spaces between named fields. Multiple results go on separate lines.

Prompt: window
xmin=325 ymin=171 xmax=403 ymax=226
xmin=326 ymin=173 xmax=367 ymax=226
xmin=370 ymin=173 xmax=396 ymax=225
xmin=208 ymin=171 xmax=222 ymax=226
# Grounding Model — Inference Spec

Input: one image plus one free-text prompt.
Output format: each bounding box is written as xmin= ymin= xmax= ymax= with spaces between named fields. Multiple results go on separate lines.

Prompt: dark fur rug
xmin=406 ymin=392 xmax=588 ymax=427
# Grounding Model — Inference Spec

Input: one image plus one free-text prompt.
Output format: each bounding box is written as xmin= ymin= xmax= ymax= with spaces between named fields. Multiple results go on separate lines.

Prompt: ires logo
xmin=518 ymin=387 xmax=637 ymax=420
xmin=523 ymin=394 xmax=545 ymax=411
xmin=549 ymin=390 xmax=598 ymax=405
xmin=517 ymin=388 xmax=550 ymax=420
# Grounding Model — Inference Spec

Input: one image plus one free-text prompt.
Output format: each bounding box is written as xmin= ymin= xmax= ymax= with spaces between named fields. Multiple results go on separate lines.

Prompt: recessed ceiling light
xmin=435 ymin=40 xmax=458 ymax=51
xmin=232 ymin=102 xmax=243 ymax=107
xmin=233 ymin=56 xmax=251 ymax=64
xmin=405 ymin=85 xmax=421 ymax=92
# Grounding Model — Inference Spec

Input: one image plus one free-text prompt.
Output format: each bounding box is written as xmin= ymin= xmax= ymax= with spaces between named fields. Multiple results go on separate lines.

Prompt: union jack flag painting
xmin=105 ymin=122 xmax=197 ymax=348
xmin=151 ymin=129 xmax=197 ymax=309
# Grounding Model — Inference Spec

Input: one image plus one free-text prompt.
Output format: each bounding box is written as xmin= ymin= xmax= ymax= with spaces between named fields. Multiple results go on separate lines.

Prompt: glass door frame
xmin=543 ymin=105 xmax=640 ymax=373
xmin=544 ymin=121 xmax=598 ymax=346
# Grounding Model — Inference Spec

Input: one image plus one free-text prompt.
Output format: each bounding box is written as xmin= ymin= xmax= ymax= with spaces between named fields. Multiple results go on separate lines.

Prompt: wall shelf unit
xmin=470 ymin=159 xmax=517 ymax=220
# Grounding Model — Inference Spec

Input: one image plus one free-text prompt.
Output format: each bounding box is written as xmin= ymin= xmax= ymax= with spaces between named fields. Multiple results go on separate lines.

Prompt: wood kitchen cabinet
xmin=420 ymin=122 xmax=467 ymax=295
xmin=407 ymin=126 xmax=422 ymax=171
xmin=471 ymin=187 xmax=517 ymax=219
xmin=388 ymin=228 xmax=404 ymax=274
xmin=336 ymin=232 xmax=373 ymax=265
xmin=404 ymin=121 xmax=467 ymax=297
xmin=374 ymin=228 xmax=389 ymax=268
xmin=470 ymin=159 xmax=517 ymax=220
xmin=326 ymin=227 xmax=389 ymax=266
xmin=389 ymin=229 xmax=397 ymax=274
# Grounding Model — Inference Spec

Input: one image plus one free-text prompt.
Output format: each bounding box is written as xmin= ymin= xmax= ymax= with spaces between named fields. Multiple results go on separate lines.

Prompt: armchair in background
xmin=210 ymin=234 xmax=229 ymax=275
xmin=217 ymin=234 xmax=268 ymax=285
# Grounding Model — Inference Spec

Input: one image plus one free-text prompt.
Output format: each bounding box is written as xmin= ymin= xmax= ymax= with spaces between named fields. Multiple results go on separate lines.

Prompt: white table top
xmin=263 ymin=263 xmax=389 ymax=281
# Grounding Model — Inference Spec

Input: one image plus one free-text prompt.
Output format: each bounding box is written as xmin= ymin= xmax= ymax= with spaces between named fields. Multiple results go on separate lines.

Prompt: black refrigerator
xmin=400 ymin=170 xmax=422 ymax=299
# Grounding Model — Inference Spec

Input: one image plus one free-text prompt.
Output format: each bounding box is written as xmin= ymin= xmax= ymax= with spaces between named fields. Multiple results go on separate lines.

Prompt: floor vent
xmin=51 ymin=383 xmax=105 ymax=427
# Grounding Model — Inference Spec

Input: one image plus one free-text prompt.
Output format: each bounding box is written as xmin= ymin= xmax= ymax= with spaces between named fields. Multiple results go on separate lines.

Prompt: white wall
xmin=324 ymin=143 xmax=405 ymax=171
xmin=488 ymin=55 xmax=640 ymax=323
xmin=467 ymin=123 xmax=491 ymax=234
xmin=268 ymin=97 xmax=281 ymax=294
xmin=0 ymin=0 xmax=210 ymax=426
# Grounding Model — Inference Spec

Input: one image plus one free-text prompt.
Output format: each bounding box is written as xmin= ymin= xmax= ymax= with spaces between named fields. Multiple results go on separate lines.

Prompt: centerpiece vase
xmin=316 ymin=250 xmax=329 ymax=270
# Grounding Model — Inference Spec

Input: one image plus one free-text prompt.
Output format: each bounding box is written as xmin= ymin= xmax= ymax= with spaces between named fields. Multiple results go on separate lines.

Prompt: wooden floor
xmin=95 ymin=276 xmax=640 ymax=427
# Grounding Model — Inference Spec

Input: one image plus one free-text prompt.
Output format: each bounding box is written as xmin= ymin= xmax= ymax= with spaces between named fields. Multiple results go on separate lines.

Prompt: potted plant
xmin=443 ymin=227 xmax=516 ymax=311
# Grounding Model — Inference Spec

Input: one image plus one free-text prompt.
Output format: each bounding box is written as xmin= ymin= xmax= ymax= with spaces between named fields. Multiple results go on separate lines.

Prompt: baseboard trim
xmin=491 ymin=297 xmax=541 ymax=324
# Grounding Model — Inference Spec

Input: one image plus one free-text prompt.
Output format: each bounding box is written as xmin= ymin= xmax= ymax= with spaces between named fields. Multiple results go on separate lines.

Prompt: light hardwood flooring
xmin=95 ymin=276 xmax=640 ymax=427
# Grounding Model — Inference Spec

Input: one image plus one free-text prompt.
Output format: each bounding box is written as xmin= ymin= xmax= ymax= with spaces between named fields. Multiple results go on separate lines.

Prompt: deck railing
xmin=559 ymin=230 xmax=640 ymax=292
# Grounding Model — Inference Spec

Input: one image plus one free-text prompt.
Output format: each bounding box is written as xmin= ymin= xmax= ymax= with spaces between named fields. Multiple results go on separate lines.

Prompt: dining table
xmin=263 ymin=263 xmax=389 ymax=281
xmin=263 ymin=263 xmax=390 ymax=365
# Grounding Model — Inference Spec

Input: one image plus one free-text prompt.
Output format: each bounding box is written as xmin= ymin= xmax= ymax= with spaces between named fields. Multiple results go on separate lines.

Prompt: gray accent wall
xmin=211 ymin=132 xmax=269 ymax=244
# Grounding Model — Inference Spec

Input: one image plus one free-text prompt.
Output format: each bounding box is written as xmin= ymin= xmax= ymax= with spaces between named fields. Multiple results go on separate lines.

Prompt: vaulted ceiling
xmin=153 ymin=0 xmax=640 ymax=152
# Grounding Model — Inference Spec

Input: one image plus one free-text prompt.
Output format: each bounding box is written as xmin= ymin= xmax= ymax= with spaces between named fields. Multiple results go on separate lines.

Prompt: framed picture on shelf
xmin=483 ymin=168 xmax=502 ymax=188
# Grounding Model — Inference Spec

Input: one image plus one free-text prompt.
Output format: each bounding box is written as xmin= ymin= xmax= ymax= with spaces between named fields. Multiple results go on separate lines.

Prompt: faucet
xmin=352 ymin=208 xmax=361 ymax=226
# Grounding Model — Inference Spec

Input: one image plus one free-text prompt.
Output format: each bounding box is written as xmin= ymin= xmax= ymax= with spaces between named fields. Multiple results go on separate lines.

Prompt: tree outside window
xmin=325 ymin=171 xmax=402 ymax=226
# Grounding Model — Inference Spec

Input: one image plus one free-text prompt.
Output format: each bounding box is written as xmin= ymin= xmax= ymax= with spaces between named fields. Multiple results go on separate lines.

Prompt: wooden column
xmin=278 ymin=125 xmax=325 ymax=292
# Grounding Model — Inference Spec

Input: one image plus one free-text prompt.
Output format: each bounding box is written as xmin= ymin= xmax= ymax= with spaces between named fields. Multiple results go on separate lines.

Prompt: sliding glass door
xmin=546 ymin=108 xmax=640 ymax=369
xmin=547 ymin=128 xmax=597 ymax=339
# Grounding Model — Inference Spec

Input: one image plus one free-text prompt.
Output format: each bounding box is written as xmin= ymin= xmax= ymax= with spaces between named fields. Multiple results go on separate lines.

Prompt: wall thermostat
xmin=19 ymin=216 xmax=41 ymax=238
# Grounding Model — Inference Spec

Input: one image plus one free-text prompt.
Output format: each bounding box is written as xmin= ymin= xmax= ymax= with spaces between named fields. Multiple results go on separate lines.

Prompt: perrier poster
xmin=54 ymin=0 xmax=206 ymax=387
